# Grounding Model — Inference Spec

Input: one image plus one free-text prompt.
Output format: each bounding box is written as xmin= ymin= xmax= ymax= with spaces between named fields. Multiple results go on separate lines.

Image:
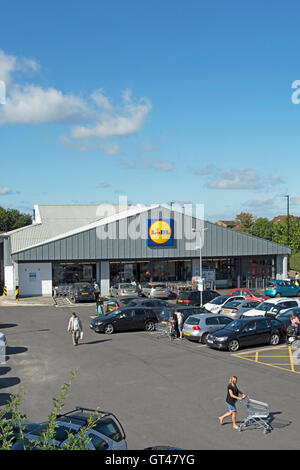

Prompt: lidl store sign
xmin=147 ymin=219 xmax=174 ymax=246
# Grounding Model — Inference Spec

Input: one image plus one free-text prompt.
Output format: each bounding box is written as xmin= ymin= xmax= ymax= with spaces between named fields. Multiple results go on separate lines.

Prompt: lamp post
xmin=192 ymin=227 xmax=208 ymax=306
xmin=284 ymin=195 xmax=290 ymax=247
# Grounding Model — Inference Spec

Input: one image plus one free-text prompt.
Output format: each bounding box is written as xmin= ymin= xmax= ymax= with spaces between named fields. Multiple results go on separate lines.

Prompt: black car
xmin=176 ymin=290 xmax=220 ymax=306
xmin=69 ymin=282 xmax=95 ymax=303
xmin=90 ymin=307 xmax=159 ymax=334
xmin=121 ymin=298 xmax=172 ymax=315
xmin=206 ymin=317 xmax=284 ymax=352
xmin=275 ymin=306 xmax=300 ymax=332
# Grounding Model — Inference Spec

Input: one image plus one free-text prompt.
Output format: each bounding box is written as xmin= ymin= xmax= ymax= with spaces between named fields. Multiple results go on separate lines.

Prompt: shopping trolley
xmin=238 ymin=396 xmax=272 ymax=434
xmin=156 ymin=321 xmax=177 ymax=342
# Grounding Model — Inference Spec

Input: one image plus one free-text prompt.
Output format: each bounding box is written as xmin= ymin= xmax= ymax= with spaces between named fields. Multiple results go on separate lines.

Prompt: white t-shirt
xmin=73 ymin=318 xmax=80 ymax=331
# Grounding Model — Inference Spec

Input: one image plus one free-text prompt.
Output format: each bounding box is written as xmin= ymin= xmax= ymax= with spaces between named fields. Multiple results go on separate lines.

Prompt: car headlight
xmin=217 ymin=336 xmax=228 ymax=341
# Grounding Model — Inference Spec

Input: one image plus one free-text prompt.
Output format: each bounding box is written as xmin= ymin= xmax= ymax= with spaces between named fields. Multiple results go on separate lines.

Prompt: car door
xmin=239 ymin=321 xmax=259 ymax=348
xmin=205 ymin=316 xmax=222 ymax=334
xmin=116 ymin=310 xmax=134 ymax=331
xmin=255 ymin=319 xmax=271 ymax=345
xmin=133 ymin=309 xmax=148 ymax=329
xmin=87 ymin=431 xmax=110 ymax=450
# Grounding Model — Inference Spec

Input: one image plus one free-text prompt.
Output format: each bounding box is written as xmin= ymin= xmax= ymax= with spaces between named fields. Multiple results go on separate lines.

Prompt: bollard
xmin=0 ymin=339 xmax=6 ymax=364
xmin=4 ymin=286 xmax=7 ymax=297
xmin=15 ymin=286 xmax=19 ymax=301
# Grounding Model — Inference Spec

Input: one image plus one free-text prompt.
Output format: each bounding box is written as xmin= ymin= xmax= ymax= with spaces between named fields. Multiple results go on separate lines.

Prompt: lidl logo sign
xmin=147 ymin=219 xmax=174 ymax=246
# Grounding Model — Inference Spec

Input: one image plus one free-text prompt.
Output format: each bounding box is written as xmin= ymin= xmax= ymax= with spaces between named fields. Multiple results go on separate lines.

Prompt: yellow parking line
xmin=288 ymin=346 xmax=295 ymax=373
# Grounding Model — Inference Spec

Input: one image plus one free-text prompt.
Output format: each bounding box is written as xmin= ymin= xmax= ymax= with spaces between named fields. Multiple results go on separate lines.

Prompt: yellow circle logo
xmin=149 ymin=220 xmax=172 ymax=245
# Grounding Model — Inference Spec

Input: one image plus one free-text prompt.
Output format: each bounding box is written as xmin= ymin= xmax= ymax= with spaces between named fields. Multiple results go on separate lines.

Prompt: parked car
xmin=110 ymin=283 xmax=139 ymax=298
xmin=90 ymin=307 xmax=159 ymax=334
xmin=227 ymin=288 xmax=266 ymax=302
xmin=220 ymin=299 xmax=261 ymax=319
xmin=156 ymin=306 xmax=210 ymax=337
xmin=103 ymin=297 xmax=136 ymax=314
xmin=265 ymin=280 xmax=300 ymax=298
xmin=11 ymin=407 xmax=127 ymax=450
xmin=121 ymin=298 xmax=172 ymax=316
xmin=276 ymin=306 xmax=300 ymax=331
xmin=183 ymin=313 xmax=233 ymax=344
xmin=206 ymin=317 xmax=285 ymax=352
xmin=204 ymin=295 xmax=245 ymax=313
xmin=69 ymin=283 xmax=95 ymax=303
xmin=140 ymin=282 xmax=170 ymax=299
xmin=242 ymin=297 xmax=300 ymax=318
xmin=176 ymin=290 xmax=220 ymax=307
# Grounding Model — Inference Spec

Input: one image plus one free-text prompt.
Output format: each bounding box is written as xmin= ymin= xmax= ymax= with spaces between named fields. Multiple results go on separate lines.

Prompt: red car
xmin=227 ymin=288 xmax=267 ymax=302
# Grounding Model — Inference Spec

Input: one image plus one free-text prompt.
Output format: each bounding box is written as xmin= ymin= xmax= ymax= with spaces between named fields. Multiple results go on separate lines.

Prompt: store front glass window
xmin=53 ymin=263 xmax=96 ymax=286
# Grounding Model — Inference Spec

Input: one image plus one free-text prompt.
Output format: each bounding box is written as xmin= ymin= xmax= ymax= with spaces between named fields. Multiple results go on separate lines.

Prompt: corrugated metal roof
xmin=4 ymin=204 xmax=142 ymax=253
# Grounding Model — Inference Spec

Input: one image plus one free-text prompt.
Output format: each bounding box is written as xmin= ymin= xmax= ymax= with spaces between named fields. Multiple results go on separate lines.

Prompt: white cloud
xmin=206 ymin=168 xmax=260 ymax=190
xmin=99 ymin=182 xmax=111 ymax=188
xmin=60 ymin=136 xmax=120 ymax=155
xmin=0 ymin=186 xmax=12 ymax=195
xmin=71 ymin=90 xmax=152 ymax=139
xmin=0 ymin=50 xmax=151 ymax=141
xmin=0 ymin=85 xmax=93 ymax=125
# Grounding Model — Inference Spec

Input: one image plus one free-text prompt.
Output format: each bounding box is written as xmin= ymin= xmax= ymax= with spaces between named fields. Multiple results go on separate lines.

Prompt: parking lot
xmin=0 ymin=304 xmax=299 ymax=449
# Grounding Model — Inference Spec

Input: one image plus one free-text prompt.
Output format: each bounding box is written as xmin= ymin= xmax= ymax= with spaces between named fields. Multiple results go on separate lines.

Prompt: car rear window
xmin=184 ymin=316 xmax=200 ymax=325
xmin=153 ymin=284 xmax=167 ymax=289
xmin=178 ymin=291 xmax=196 ymax=300
xmin=223 ymin=301 xmax=242 ymax=308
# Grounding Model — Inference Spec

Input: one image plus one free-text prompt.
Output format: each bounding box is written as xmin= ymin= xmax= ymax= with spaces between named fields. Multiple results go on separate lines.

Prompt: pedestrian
xmin=290 ymin=313 xmax=300 ymax=334
xmin=93 ymin=281 xmax=100 ymax=302
xmin=96 ymin=297 xmax=105 ymax=317
xmin=175 ymin=310 xmax=184 ymax=340
xmin=295 ymin=272 xmax=300 ymax=286
xmin=67 ymin=312 xmax=83 ymax=346
xmin=218 ymin=376 xmax=246 ymax=429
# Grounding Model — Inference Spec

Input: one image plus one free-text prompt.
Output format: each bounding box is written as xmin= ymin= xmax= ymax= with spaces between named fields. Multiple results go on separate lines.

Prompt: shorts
xmin=226 ymin=402 xmax=236 ymax=412
xmin=178 ymin=324 xmax=183 ymax=332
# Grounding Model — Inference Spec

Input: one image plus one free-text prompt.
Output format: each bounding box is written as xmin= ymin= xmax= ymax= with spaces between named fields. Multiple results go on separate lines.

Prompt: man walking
xmin=67 ymin=312 xmax=83 ymax=346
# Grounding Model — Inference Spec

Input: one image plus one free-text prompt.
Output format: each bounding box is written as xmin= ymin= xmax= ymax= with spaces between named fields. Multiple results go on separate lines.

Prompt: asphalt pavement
xmin=0 ymin=305 xmax=299 ymax=450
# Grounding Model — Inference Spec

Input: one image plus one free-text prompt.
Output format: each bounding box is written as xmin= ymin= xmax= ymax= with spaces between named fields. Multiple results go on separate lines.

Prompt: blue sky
xmin=1 ymin=0 xmax=300 ymax=221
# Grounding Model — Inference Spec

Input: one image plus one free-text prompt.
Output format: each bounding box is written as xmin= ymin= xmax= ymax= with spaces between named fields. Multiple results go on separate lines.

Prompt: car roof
xmin=186 ymin=313 xmax=230 ymax=319
xmin=262 ymin=297 xmax=292 ymax=304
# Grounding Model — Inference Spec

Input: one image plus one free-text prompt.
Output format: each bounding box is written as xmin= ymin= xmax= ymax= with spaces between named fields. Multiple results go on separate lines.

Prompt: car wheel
xmin=145 ymin=320 xmax=156 ymax=331
xmin=200 ymin=333 xmax=208 ymax=344
xmin=270 ymin=333 xmax=280 ymax=345
xmin=104 ymin=324 xmax=114 ymax=334
xmin=297 ymin=291 xmax=300 ymax=297
xmin=228 ymin=339 xmax=240 ymax=352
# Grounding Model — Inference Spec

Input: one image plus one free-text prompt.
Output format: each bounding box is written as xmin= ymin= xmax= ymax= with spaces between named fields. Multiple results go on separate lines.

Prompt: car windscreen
xmin=210 ymin=296 xmax=229 ymax=305
xmin=94 ymin=418 xmax=123 ymax=442
xmin=77 ymin=285 xmax=92 ymax=292
xmin=255 ymin=302 xmax=274 ymax=312
xmin=278 ymin=309 xmax=300 ymax=318
xmin=223 ymin=301 xmax=243 ymax=308
xmin=225 ymin=320 xmax=244 ymax=332
xmin=249 ymin=290 xmax=260 ymax=296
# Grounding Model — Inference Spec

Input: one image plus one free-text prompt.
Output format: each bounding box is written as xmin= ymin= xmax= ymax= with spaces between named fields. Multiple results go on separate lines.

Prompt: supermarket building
xmin=0 ymin=204 xmax=291 ymax=298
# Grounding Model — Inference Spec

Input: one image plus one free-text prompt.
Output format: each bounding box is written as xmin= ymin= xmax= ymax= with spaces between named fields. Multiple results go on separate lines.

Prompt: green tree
xmin=0 ymin=207 xmax=32 ymax=232
xmin=251 ymin=217 xmax=273 ymax=241
xmin=272 ymin=217 xmax=300 ymax=252
xmin=235 ymin=212 xmax=256 ymax=234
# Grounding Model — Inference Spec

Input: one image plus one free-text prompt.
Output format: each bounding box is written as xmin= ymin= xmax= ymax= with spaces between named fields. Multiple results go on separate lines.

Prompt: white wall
xmin=4 ymin=266 xmax=14 ymax=296
xmin=19 ymin=263 xmax=52 ymax=297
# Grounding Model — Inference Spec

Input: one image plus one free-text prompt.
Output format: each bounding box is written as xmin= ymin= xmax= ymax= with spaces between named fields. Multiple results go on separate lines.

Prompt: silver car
xmin=110 ymin=283 xmax=139 ymax=298
xmin=220 ymin=299 xmax=261 ymax=320
xmin=140 ymin=282 xmax=170 ymax=299
xmin=183 ymin=313 xmax=233 ymax=344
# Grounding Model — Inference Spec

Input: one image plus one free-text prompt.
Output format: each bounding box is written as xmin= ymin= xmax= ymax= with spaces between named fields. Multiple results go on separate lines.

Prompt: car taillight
xmin=232 ymin=309 xmax=238 ymax=313
xmin=75 ymin=292 xmax=79 ymax=296
xmin=193 ymin=325 xmax=201 ymax=331
xmin=184 ymin=300 xmax=191 ymax=304
xmin=122 ymin=290 xmax=125 ymax=294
